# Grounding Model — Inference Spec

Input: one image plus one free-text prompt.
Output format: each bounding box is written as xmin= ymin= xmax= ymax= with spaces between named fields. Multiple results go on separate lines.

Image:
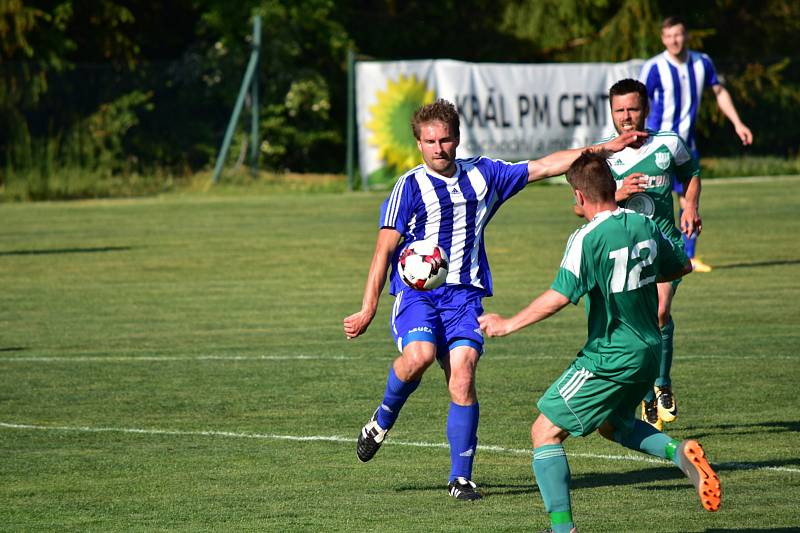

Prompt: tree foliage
xmin=2 ymin=0 xmax=799 ymax=188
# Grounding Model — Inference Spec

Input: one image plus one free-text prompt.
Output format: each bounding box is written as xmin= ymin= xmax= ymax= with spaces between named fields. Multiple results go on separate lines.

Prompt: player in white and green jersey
xmin=602 ymin=78 xmax=703 ymax=430
xmin=479 ymin=151 xmax=720 ymax=532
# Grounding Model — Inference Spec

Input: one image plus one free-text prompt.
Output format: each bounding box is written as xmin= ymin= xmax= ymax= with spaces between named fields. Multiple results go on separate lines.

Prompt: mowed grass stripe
xmin=0 ymin=353 xmax=795 ymax=363
xmin=1 ymin=179 xmax=798 ymax=531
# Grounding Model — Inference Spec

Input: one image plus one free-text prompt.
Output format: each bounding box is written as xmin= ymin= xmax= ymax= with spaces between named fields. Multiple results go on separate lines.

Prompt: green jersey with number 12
xmin=603 ymin=130 xmax=699 ymax=246
xmin=551 ymin=208 xmax=688 ymax=382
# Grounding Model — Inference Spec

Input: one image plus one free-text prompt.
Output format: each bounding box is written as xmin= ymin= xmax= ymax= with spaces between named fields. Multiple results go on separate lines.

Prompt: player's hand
xmin=736 ymin=124 xmax=753 ymax=146
xmin=478 ymin=313 xmax=511 ymax=338
xmin=680 ymin=205 xmax=702 ymax=238
xmin=343 ymin=309 xmax=375 ymax=339
xmin=615 ymin=173 xmax=647 ymax=201
xmin=604 ymin=130 xmax=648 ymax=152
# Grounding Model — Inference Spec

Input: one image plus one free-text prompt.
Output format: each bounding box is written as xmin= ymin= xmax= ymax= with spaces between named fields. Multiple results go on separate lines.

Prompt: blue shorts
xmin=390 ymin=285 xmax=485 ymax=361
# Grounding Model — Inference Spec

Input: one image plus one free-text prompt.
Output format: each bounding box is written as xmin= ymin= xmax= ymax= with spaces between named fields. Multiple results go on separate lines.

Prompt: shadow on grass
xmin=393 ymin=467 xmax=682 ymax=497
xmin=0 ymin=246 xmax=133 ymax=256
xmin=0 ymin=347 xmax=26 ymax=352
xmin=712 ymin=259 xmax=800 ymax=269
xmin=705 ymin=529 xmax=800 ymax=532
xmin=394 ymin=446 xmax=800 ymax=498
xmin=681 ymin=420 xmax=800 ymax=439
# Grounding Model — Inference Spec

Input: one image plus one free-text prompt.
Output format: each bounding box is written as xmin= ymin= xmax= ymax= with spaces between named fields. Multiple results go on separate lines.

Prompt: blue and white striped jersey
xmin=639 ymin=50 xmax=719 ymax=152
xmin=380 ymin=157 xmax=529 ymax=296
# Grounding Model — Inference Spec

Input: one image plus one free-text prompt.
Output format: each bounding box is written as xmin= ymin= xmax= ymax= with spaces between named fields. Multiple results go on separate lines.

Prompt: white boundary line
xmin=0 ymin=355 xmax=351 ymax=362
xmin=701 ymin=175 xmax=800 ymax=184
xmin=1 ymin=421 xmax=797 ymax=474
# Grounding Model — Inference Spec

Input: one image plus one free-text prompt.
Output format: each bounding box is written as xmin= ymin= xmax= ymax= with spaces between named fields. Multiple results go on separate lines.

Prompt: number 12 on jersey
xmin=608 ymin=239 xmax=657 ymax=293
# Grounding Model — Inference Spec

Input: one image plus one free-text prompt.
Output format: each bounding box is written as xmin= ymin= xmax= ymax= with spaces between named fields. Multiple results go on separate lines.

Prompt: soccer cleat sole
xmin=655 ymin=388 xmax=678 ymax=423
xmin=680 ymin=440 xmax=722 ymax=512
xmin=356 ymin=418 xmax=387 ymax=463
xmin=356 ymin=439 xmax=381 ymax=462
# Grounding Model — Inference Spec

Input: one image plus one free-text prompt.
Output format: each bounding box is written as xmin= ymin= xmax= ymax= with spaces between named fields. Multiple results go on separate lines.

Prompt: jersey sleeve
xmin=640 ymin=60 xmax=661 ymax=99
xmin=550 ymin=229 xmax=590 ymax=304
xmin=673 ymin=136 xmax=700 ymax=184
xmin=477 ymin=157 xmax=529 ymax=203
xmin=701 ymin=53 xmax=720 ymax=87
xmin=378 ymin=174 xmax=413 ymax=232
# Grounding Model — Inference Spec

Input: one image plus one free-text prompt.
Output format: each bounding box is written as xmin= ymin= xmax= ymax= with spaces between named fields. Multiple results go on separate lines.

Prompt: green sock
xmin=533 ymin=445 xmax=574 ymax=533
xmin=615 ymin=419 xmax=680 ymax=463
xmin=656 ymin=318 xmax=675 ymax=387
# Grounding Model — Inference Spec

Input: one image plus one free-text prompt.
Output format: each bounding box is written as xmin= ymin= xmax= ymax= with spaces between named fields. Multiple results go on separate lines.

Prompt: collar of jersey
xmin=591 ymin=208 xmax=624 ymax=222
xmin=423 ymin=162 xmax=460 ymax=184
xmin=662 ymin=49 xmax=694 ymax=67
xmin=615 ymin=130 xmax=657 ymax=153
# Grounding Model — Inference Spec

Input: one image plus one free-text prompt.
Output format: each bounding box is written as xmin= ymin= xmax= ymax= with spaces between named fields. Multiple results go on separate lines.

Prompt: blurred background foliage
xmin=1 ymin=0 xmax=799 ymax=199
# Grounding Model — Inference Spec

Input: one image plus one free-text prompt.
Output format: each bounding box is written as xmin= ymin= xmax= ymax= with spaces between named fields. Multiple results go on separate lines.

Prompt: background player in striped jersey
xmin=601 ymin=78 xmax=700 ymax=430
xmin=640 ymin=15 xmax=753 ymax=272
xmin=479 ymin=151 xmax=719 ymax=533
xmin=344 ymin=99 xmax=644 ymax=500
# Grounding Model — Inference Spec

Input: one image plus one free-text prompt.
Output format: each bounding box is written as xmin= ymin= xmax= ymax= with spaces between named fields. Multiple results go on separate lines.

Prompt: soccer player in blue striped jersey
xmin=480 ymin=151 xmax=720 ymax=532
xmin=344 ymin=99 xmax=644 ymax=500
xmin=640 ymin=15 xmax=753 ymax=272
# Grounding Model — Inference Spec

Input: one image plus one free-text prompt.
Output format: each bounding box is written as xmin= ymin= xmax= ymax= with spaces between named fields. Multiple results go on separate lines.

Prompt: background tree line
xmin=1 ymin=0 xmax=799 ymax=197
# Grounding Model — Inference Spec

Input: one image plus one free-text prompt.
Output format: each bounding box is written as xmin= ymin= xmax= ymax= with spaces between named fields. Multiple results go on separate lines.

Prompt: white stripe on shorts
xmin=559 ymin=368 xmax=594 ymax=402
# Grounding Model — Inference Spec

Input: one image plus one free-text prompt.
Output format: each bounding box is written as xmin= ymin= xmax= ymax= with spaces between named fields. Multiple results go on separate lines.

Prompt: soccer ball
xmin=398 ymin=239 xmax=449 ymax=291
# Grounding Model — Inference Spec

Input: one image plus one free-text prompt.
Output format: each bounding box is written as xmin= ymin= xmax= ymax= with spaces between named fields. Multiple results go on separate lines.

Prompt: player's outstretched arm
xmin=343 ymin=228 xmax=401 ymax=339
xmin=479 ymin=289 xmax=570 ymax=337
xmin=679 ymin=176 xmax=702 ymax=237
xmin=658 ymin=258 xmax=693 ymax=283
xmin=713 ymin=84 xmax=753 ymax=145
xmin=526 ymin=131 xmax=647 ymax=183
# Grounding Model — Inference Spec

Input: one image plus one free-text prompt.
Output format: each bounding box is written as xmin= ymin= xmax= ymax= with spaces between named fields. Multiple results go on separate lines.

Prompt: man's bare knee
xmin=446 ymin=346 xmax=479 ymax=405
xmin=395 ymin=342 xmax=436 ymax=381
xmin=531 ymin=414 xmax=568 ymax=448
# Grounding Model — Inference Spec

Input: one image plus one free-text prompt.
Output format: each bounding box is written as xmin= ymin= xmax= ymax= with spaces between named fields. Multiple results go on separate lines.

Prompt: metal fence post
xmin=213 ymin=15 xmax=261 ymax=184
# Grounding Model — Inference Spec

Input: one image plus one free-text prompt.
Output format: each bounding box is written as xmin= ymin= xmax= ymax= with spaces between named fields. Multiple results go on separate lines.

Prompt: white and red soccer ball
xmin=398 ymin=239 xmax=449 ymax=291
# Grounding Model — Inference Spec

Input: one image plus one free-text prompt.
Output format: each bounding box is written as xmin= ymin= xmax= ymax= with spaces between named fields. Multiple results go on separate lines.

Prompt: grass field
xmin=1 ymin=177 xmax=799 ymax=532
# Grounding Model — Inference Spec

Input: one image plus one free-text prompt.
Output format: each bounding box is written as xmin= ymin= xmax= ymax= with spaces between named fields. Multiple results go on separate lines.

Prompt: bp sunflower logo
xmin=366 ymin=75 xmax=435 ymax=186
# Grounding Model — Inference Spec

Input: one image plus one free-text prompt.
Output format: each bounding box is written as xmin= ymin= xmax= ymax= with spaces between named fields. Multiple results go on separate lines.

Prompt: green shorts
xmin=536 ymin=358 xmax=651 ymax=437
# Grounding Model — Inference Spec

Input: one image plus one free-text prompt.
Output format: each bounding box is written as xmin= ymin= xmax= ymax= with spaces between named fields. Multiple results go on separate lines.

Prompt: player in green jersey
xmin=479 ymin=151 xmax=720 ymax=533
xmin=602 ymin=78 xmax=703 ymax=430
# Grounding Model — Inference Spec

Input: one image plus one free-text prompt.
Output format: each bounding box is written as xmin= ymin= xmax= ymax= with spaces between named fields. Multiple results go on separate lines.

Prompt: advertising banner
xmin=356 ymin=59 xmax=644 ymax=187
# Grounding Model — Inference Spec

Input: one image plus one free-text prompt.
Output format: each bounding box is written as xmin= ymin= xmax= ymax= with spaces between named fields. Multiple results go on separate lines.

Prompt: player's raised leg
xmin=676 ymin=439 xmax=722 ymax=511
xmin=357 ymin=340 xmax=434 ymax=462
xmin=604 ymin=420 xmax=721 ymax=511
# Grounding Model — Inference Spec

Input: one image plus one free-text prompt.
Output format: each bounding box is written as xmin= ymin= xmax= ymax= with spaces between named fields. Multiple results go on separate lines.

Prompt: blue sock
xmin=682 ymin=218 xmax=697 ymax=258
xmin=614 ymin=419 xmax=680 ymax=464
xmin=447 ymin=402 xmax=479 ymax=481
xmin=655 ymin=318 xmax=674 ymax=388
xmin=375 ymin=367 xmax=420 ymax=431
xmin=533 ymin=444 xmax=574 ymax=533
